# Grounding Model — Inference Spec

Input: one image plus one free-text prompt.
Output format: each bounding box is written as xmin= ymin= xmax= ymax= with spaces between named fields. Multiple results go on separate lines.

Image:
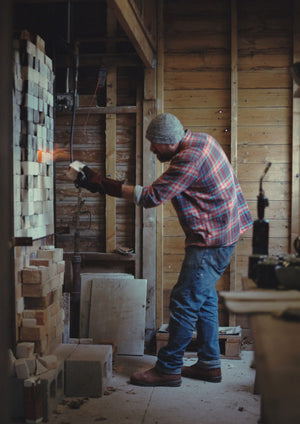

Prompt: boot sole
xmin=130 ymin=378 xmax=182 ymax=387
xmin=181 ymin=373 xmax=222 ymax=383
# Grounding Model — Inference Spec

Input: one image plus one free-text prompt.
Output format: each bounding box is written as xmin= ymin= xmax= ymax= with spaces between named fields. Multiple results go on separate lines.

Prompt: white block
xmin=22 ymin=318 xmax=37 ymax=327
xmin=38 ymin=354 xmax=58 ymax=370
xmin=16 ymin=342 xmax=35 ymax=359
xmin=21 ymin=161 xmax=40 ymax=176
xmin=15 ymin=359 xmax=30 ymax=379
xmin=16 ymin=297 xmax=24 ymax=314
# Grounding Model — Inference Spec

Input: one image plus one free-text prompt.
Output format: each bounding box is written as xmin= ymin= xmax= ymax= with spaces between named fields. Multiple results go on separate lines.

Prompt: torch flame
xmin=37 ymin=149 xmax=71 ymax=163
xmin=37 ymin=150 xmax=53 ymax=164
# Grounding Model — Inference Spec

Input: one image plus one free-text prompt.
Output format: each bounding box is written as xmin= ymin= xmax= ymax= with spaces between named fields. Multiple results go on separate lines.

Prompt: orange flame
xmin=37 ymin=149 xmax=71 ymax=163
xmin=37 ymin=150 xmax=53 ymax=163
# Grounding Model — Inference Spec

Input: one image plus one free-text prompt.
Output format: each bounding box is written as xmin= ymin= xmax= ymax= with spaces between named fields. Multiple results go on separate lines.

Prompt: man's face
xmin=150 ymin=142 xmax=179 ymax=162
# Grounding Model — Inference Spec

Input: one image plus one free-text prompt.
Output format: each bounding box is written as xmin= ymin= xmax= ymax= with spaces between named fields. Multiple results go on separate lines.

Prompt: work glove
xmin=74 ymin=166 xmax=123 ymax=197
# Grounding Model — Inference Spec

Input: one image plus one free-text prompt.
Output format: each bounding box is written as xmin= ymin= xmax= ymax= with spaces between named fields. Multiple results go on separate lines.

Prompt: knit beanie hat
xmin=146 ymin=113 xmax=185 ymax=144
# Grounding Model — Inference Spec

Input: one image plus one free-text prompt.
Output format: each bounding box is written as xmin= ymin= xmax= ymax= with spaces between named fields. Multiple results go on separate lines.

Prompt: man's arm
xmin=121 ymin=184 xmax=135 ymax=202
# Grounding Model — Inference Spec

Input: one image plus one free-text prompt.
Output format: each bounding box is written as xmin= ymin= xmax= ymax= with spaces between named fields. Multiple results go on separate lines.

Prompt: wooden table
xmin=220 ymin=279 xmax=300 ymax=424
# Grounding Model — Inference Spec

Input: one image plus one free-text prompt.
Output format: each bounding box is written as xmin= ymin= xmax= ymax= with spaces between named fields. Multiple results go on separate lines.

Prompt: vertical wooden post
xmin=292 ymin=1 xmax=300 ymax=251
xmin=143 ymin=85 xmax=156 ymax=331
xmin=106 ymin=8 xmax=117 ymax=253
xmin=135 ymin=80 xmax=143 ymax=278
xmin=229 ymin=0 xmax=238 ymax=326
xmin=155 ymin=0 xmax=164 ymax=328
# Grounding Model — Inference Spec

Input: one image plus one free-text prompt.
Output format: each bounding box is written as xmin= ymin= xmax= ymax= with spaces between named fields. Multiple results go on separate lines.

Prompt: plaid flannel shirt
xmin=139 ymin=130 xmax=253 ymax=247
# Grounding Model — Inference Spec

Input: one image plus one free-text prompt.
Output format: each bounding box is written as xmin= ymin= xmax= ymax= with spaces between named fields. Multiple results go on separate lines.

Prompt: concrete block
xmin=39 ymin=360 xmax=64 ymax=422
xmin=64 ymin=344 xmax=112 ymax=397
xmin=8 ymin=349 xmax=16 ymax=377
xmin=26 ymin=357 xmax=37 ymax=375
xmin=38 ymin=355 xmax=58 ymax=370
xmin=15 ymin=358 xmax=30 ymax=379
xmin=9 ymin=376 xmax=25 ymax=419
xmin=16 ymin=342 xmax=35 ymax=359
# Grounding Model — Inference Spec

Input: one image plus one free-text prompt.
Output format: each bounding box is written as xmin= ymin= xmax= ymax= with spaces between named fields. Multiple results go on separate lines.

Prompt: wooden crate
xmin=156 ymin=328 xmax=242 ymax=359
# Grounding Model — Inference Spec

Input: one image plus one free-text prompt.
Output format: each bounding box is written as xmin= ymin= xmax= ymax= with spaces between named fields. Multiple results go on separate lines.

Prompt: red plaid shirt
xmin=140 ymin=130 xmax=253 ymax=247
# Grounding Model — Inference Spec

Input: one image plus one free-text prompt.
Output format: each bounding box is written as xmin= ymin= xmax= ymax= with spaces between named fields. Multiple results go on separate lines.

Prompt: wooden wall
xmin=161 ymin=0 xmax=294 ymax=327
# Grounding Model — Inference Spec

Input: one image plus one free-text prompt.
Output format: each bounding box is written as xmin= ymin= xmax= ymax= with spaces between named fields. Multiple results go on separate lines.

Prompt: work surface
xmin=252 ymin=314 xmax=300 ymax=424
xmin=220 ymin=278 xmax=300 ymax=424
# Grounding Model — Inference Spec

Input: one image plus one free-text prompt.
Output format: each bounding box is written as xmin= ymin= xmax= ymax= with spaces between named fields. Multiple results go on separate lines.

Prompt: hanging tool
xmin=252 ymin=162 xmax=272 ymax=255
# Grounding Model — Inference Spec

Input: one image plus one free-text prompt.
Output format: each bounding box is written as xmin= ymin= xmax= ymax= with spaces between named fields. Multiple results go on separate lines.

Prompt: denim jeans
xmin=156 ymin=244 xmax=236 ymax=374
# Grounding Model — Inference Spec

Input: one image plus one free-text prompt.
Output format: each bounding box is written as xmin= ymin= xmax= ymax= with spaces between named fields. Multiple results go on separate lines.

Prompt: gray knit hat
xmin=146 ymin=113 xmax=185 ymax=144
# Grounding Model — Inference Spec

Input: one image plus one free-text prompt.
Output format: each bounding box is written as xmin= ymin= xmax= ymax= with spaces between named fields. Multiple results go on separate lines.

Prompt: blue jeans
xmin=156 ymin=244 xmax=236 ymax=374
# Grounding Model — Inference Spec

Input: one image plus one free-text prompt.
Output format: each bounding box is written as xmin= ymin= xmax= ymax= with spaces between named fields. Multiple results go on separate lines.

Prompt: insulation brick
xmin=20 ymin=325 xmax=46 ymax=341
xmin=22 ymin=266 xmax=49 ymax=284
xmin=16 ymin=342 xmax=35 ymax=359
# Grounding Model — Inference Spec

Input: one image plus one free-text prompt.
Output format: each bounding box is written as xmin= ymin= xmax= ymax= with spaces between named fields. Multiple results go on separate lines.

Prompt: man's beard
xmin=156 ymin=151 xmax=176 ymax=162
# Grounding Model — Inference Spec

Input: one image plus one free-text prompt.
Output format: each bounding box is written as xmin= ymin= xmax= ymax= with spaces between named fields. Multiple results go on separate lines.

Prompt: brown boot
xmin=130 ymin=367 xmax=181 ymax=387
xmin=181 ymin=364 xmax=222 ymax=383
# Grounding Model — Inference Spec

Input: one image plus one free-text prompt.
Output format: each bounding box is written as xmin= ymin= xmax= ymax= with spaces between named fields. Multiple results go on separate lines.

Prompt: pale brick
xmin=22 ymin=265 xmax=49 ymax=284
xmin=15 ymin=358 xmax=30 ymax=379
xmin=16 ymin=342 xmax=35 ymax=359
xmin=20 ymin=325 xmax=46 ymax=341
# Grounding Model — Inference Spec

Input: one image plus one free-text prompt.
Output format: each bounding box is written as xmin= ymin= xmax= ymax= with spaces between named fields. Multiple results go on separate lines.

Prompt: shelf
xmin=63 ymin=251 xmax=136 ymax=262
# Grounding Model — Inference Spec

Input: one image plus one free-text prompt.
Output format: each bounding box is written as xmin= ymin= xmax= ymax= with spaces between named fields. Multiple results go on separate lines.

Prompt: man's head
xmin=146 ymin=113 xmax=184 ymax=162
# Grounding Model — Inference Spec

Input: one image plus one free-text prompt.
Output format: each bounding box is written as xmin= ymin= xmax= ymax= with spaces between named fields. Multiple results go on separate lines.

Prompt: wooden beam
xmin=155 ymin=0 xmax=164 ymax=328
xmin=107 ymin=0 xmax=156 ymax=68
xmin=105 ymin=9 xmax=117 ymax=253
xmin=60 ymin=106 xmax=137 ymax=115
xmin=135 ymin=80 xmax=143 ymax=278
xmin=292 ymin=1 xmax=300 ymax=252
xmin=229 ymin=0 xmax=238 ymax=327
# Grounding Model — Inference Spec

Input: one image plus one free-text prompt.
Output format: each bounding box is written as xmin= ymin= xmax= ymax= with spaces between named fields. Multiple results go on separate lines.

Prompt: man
xmin=74 ymin=113 xmax=253 ymax=387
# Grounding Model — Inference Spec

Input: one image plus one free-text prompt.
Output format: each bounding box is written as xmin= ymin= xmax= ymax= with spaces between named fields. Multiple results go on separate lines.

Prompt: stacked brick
xmin=20 ymin=246 xmax=65 ymax=355
xmin=13 ymin=32 xmax=55 ymax=240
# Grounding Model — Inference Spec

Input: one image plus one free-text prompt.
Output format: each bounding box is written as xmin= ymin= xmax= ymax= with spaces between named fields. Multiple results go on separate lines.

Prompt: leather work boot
xmin=130 ymin=367 xmax=182 ymax=387
xmin=181 ymin=364 xmax=222 ymax=383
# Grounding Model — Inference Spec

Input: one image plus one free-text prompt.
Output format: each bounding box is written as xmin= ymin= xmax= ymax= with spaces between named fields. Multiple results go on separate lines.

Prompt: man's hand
xmin=74 ymin=166 xmax=123 ymax=197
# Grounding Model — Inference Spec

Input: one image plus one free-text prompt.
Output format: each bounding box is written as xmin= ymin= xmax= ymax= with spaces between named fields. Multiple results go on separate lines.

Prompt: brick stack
xmin=13 ymin=32 xmax=55 ymax=240
xmin=20 ymin=246 xmax=65 ymax=355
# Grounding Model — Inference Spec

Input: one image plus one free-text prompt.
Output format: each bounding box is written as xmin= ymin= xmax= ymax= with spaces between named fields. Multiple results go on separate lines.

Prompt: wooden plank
xmin=165 ymin=89 xmax=230 ymax=109
xmin=135 ymin=81 xmax=143 ymax=278
xmin=62 ymin=106 xmax=137 ymax=114
xmin=156 ymin=0 xmax=164 ymax=328
xmin=238 ymin=88 xmax=291 ymax=108
xmin=165 ymin=53 xmax=230 ymax=71
xmin=238 ymin=163 xmax=290 ymax=182
xmin=230 ymin=0 xmax=238 ymax=326
xmin=238 ymin=70 xmax=291 ymax=89
xmin=165 ymin=71 xmax=230 ymax=90
xmin=143 ymin=97 xmax=157 ymax=331
xmin=238 ymin=108 xmax=291 ymax=126
xmin=165 ymin=108 xmax=231 ymax=127
xmin=105 ymin=9 xmax=117 ymax=253
xmin=238 ymin=144 xmax=290 ymax=164
xmin=238 ymin=126 xmax=291 ymax=144
xmin=291 ymin=0 xmax=300 ymax=250
xmin=108 ymin=0 xmax=156 ymax=68
xmin=165 ymin=33 xmax=230 ymax=52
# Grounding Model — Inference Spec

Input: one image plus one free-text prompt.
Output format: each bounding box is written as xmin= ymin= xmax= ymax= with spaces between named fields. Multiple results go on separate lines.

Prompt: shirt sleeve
xmin=139 ymin=153 xmax=201 ymax=208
